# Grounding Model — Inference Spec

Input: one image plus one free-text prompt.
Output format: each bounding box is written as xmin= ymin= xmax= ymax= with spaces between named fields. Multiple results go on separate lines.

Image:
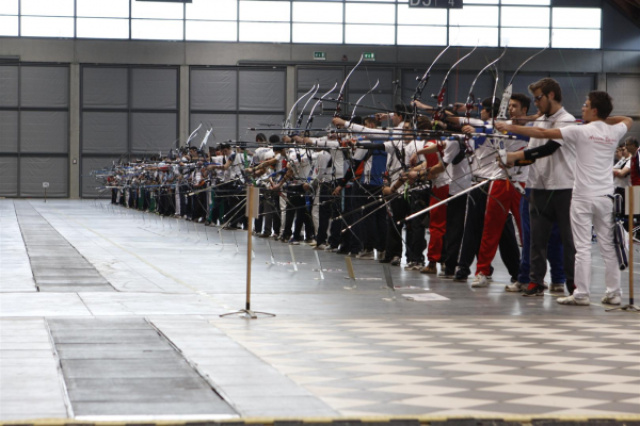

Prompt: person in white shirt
xmin=500 ymin=78 xmax=578 ymax=297
xmin=497 ymin=90 xmax=633 ymax=306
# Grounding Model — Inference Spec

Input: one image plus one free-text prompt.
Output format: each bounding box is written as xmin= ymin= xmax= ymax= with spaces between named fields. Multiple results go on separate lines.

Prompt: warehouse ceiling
xmin=608 ymin=0 xmax=640 ymax=27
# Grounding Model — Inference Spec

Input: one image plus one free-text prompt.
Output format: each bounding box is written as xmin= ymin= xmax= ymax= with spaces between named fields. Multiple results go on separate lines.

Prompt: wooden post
xmin=245 ymin=185 xmax=255 ymax=311
xmin=629 ymin=186 xmax=635 ymax=305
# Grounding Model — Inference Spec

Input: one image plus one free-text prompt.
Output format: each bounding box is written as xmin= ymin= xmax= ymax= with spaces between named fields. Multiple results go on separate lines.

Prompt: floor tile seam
xmin=151 ymin=318 xmax=336 ymax=415
xmin=146 ymin=318 xmax=247 ymax=415
xmin=15 ymin=202 xmax=116 ymax=293
xmin=39 ymin=203 xmax=234 ymax=304
xmin=41 ymin=318 xmax=75 ymax=419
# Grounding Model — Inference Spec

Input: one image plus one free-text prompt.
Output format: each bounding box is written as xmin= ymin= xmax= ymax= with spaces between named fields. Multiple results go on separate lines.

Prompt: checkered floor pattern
xmin=215 ymin=317 xmax=640 ymax=417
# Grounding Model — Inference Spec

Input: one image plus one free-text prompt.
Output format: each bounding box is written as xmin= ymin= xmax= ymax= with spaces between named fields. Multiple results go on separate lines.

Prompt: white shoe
xmin=505 ymin=282 xmax=525 ymax=292
xmin=471 ymin=273 xmax=489 ymax=288
xmin=356 ymin=250 xmax=375 ymax=260
xmin=557 ymin=295 xmax=590 ymax=306
xmin=404 ymin=262 xmax=416 ymax=271
xmin=315 ymin=244 xmax=328 ymax=250
xmin=601 ymin=294 xmax=621 ymax=305
xmin=550 ymin=283 xmax=565 ymax=293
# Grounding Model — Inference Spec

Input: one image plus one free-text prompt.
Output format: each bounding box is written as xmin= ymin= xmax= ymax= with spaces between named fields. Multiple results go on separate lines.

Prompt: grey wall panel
xmin=81 ymin=156 xmax=120 ymax=198
xmin=82 ymin=67 xmax=128 ymax=109
xmin=82 ymin=112 xmax=128 ymax=154
xmin=190 ymin=114 xmax=237 ymax=144
xmin=552 ymin=74 xmax=595 ymax=117
xmin=0 ymin=111 xmax=19 ymax=153
xmin=239 ymin=70 xmax=285 ymax=112
xmin=0 ymin=66 xmax=19 ymax=107
xmin=131 ymin=112 xmax=177 ymax=154
xmin=350 ymin=69 xmax=394 ymax=92
xmin=20 ymin=111 xmax=68 ymax=153
xmin=190 ymin=69 xmax=237 ymax=111
xmin=239 ymin=114 xmax=284 ymax=141
xmin=131 ymin=68 xmax=178 ymax=110
xmin=452 ymin=73 xmax=496 ymax=106
xmin=607 ymin=75 xmax=640 ymax=116
xmin=0 ymin=157 xmax=18 ymax=197
xmin=297 ymin=68 xmax=343 ymax=91
xmin=21 ymin=66 xmax=69 ymax=108
xmin=20 ymin=157 xmax=68 ymax=197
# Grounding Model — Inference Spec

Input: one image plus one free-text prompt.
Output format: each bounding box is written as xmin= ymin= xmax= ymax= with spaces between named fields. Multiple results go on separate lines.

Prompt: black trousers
xmin=442 ymin=193 xmax=467 ymax=275
xmin=283 ymin=190 xmax=314 ymax=241
xmin=386 ymin=195 xmax=409 ymax=260
xmin=317 ymin=183 xmax=340 ymax=246
xmin=353 ymin=184 xmax=386 ymax=252
xmin=529 ymin=188 xmax=575 ymax=286
xmin=406 ymin=188 xmax=429 ymax=263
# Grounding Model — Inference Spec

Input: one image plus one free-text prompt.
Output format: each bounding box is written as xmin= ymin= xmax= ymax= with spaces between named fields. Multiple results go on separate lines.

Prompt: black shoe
xmin=379 ymin=257 xmax=392 ymax=264
xmin=336 ymin=248 xmax=350 ymax=255
xmin=522 ymin=283 xmax=544 ymax=297
xmin=453 ymin=272 xmax=468 ymax=282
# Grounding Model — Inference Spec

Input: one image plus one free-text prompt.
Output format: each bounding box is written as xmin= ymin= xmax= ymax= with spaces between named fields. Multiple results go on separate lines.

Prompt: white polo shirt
xmin=559 ymin=121 xmax=628 ymax=198
xmin=527 ymin=107 xmax=577 ymax=190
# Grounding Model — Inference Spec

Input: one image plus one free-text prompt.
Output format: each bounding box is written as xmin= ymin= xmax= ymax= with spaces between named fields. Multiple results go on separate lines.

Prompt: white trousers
xmin=570 ymin=196 xmax=621 ymax=298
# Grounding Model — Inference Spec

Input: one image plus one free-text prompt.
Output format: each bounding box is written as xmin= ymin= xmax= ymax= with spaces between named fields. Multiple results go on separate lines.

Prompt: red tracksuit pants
xmin=427 ymin=185 xmax=449 ymax=263
xmin=475 ymin=180 xmax=524 ymax=276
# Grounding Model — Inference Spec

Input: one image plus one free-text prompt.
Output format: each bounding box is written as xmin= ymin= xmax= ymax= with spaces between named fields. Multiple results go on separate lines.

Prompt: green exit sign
xmin=313 ymin=51 xmax=326 ymax=61
xmin=363 ymin=52 xmax=376 ymax=61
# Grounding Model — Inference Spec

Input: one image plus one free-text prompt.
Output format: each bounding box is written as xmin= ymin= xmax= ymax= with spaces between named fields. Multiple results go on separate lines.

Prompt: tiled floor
xmin=1 ymin=199 xmax=639 ymax=421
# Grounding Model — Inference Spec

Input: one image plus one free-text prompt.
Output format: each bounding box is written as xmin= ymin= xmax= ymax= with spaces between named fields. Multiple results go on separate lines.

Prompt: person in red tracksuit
xmin=472 ymin=103 xmax=530 ymax=288
xmin=421 ymin=149 xmax=449 ymax=274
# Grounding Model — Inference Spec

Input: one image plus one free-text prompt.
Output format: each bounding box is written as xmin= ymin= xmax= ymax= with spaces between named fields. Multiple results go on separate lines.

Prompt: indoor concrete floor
xmin=1 ymin=199 xmax=639 ymax=422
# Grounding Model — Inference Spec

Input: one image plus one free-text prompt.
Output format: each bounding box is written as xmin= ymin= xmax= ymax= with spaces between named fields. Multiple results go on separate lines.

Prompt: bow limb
xmin=350 ymin=79 xmax=380 ymax=123
xmin=497 ymin=45 xmax=548 ymax=120
xmin=295 ymin=83 xmax=320 ymax=131
xmin=305 ymin=82 xmax=338 ymax=132
xmin=335 ymin=53 xmax=365 ymax=118
xmin=285 ymin=84 xmax=319 ymax=134
xmin=411 ymin=45 xmax=451 ymax=134
xmin=186 ymin=123 xmax=202 ymax=147
xmin=431 ymin=45 xmax=478 ymax=122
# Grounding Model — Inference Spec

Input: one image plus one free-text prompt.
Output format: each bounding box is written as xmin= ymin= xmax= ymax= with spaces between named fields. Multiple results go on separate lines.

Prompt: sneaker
xmin=289 ymin=238 xmax=300 ymax=245
xmin=305 ymin=238 xmax=317 ymax=247
xmin=356 ymin=250 xmax=375 ymax=260
xmin=315 ymin=243 xmax=329 ymax=250
xmin=522 ymin=283 xmax=544 ymax=297
xmin=376 ymin=250 xmax=386 ymax=260
xmin=421 ymin=261 xmax=438 ymax=274
xmin=325 ymin=246 xmax=338 ymax=252
xmin=471 ymin=273 xmax=489 ymax=288
xmin=453 ymin=267 xmax=469 ymax=282
xmin=438 ymin=271 xmax=455 ymax=279
xmin=550 ymin=283 xmax=565 ymax=293
xmin=390 ymin=256 xmax=401 ymax=266
xmin=557 ymin=294 xmax=590 ymax=306
xmin=411 ymin=262 xmax=425 ymax=271
xmin=505 ymin=282 xmax=526 ymax=292
xmin=258 ymin=233 xmax=271 ymax=238
xmin=601 ymin=294 xmax=621 ymax=305
xmin=336 ymin=248 xmax=350 ymax=255
xmin=404 ymin=262 xmax=416 ymax=271
xmin=379 ymin=257 xmax=392 ymax=264
xmin=453 ymin=273 xmax=468 ymax=282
